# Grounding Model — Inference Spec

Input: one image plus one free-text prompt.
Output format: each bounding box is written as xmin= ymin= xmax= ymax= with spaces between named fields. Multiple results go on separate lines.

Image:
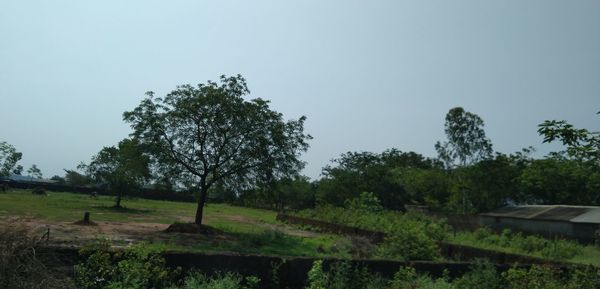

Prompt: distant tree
xmin=250 ymin=175 xmax=314 ymax=210
xmin=123 ymin=75 xmax=311 ymax=225
xmin=538 ymin=111 xmax=600 ymax=163
xmin=458 ymin=153 xmax=526 ymax=212
xmin=64 ymin=167 xmax=92 ymax=187
xmin=50 ymin=175 xmax=66 ymax=185
xmin=85 ymin=138 xmax=150 ymax=208
xmin=12 ymin=165 xmax=23 ymax=175
xmin=435 ymin=107 xmax=493 ymax=213
xmin=316 ymin=149 xmax=438 ymax=210
xmin=0 ymin=141 xmax=22 ymax=178
xmin=27 ymin=164 xmax=43 ymax=179
xmin=394 ymin=167 xmax=451 ymax=210
xmin=435 ymin=107 xmax=493 ymax=168
xmin=519 ymin=157 xmax=600 ymax=205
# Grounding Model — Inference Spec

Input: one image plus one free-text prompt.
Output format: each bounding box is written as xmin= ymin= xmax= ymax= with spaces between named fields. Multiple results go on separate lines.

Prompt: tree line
xmin=2 ymin=75 xmax=599 ymax=223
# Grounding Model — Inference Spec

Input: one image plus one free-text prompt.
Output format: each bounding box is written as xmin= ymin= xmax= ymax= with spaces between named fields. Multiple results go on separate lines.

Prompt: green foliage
xmin=306 ymin=260 xmax=327 ymax=289
xmin=390 ymin=267 xmax=454 ymax=289
xmin=453 ymin=260 xmax=501 ymax=289
xmin=519 ymin=158 xmax=600 ymax=205
xmin=316 ymin=149 xmax=439 ymax=210
xmin=460 ymin=227 xmax=584 ymax=261
xmin=296 ymin=207 xmax=446 ymax=260
xmin=124 ymin=74 xmax=311 ymax=225
xmin=0 ymin=140 xmax=22 ymax=178
xmin=64 ymin=168 xmax=92 ymax=186
xmin=435 ymin=107 xmax=493 ymax=169
xmin=344 ymin=191 xmax=384 ymax=212
xmin=304 ymin=261 xmax=387 ymax=289
xmin=394 ymin=167 xmax=451 ymax=210
xmin=27 ymin=164 xmax=43 ymax=179
xmin=538 ymin=112 xmax=600 ymax=163
xmin=85 ymin=138 xmax=151 ymax=208
xmin=503 ymin=265 xmax=563 ymax=289
xmin=168 ymin=272 xmax=259 ymax=289
xmin=241 ymin=175 xmax=315 ymax=210
xmin=75 ymin=241 xmax=179 ymax=289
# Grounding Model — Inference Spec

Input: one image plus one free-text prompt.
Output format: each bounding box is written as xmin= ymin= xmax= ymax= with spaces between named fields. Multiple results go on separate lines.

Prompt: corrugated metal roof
xmin=481 ymin=205 xmax=600 ymax=224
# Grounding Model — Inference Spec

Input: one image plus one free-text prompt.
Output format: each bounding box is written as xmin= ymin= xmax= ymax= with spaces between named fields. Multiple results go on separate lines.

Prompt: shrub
xmin=503 ymin=265 xmax=563 ymax=289
xmin=453 ymin=259 xmax=501 ymax=289
xmin=75 ymin=241 xmax=179 ymax=289
xmin=169 ymin=272 xmax=260 ymax=289
xmin=539 ymin=239 xmax=583 ymax=260
xmin=344 ymin=192 xmax=384 ymax=213
xmin=390 ymin=266 xmax=454 ymax=289
xmin=0 ymin=225 xmax=74 ymax=289
xmin=304 ymin=260 xmax=387 ymax=289
xmin=294 ymin=206 xmax=447 ymax=260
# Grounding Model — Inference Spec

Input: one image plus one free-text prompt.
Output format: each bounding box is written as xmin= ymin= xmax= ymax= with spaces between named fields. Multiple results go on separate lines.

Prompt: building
xmin=480 ymin=205 xmax=600 ymax=243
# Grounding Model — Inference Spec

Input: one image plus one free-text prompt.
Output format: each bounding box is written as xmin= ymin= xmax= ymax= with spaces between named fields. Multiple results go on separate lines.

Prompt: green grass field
xmin=447 ymin=231 xmax=600 ymax=266
xmin=0 ymin=189 xmax=347 ymax=258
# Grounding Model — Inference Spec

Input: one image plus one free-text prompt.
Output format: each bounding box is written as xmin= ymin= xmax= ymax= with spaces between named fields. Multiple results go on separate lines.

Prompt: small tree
xmin=0 ymin=141 xmax=22 ymax=179
xmin=435 ymin=107 xmax=493 ymax=168
xmin=27 ymin=164 xmax=43 ymax=179
xmin=86 ymin=138 xmax=150 ymax=208
xmin=123 ymin=75 xmax=311 ymax=225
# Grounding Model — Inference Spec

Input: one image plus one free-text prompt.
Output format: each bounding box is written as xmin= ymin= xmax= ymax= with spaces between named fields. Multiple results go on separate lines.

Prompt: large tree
xmin=123 ymin=75 xmax=311 ymax=225
xmin=86 ymin=138 xmax=150 ymax=208
xmin=435 ymin=107 xmax=493 ymax=168
xmin=0 ymin=141 xmax=22 ymax=178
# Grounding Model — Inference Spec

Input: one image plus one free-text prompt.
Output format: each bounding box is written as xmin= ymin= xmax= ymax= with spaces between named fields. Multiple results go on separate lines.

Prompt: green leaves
xmin=0 ymin=141 xmax=22 ymax=178
xmin=435 ymin=107 xmax=493 ymax=168
xmin=538 ymin=115 xmax=600 ymax=163
xmin=123 ymin=75 xmax=311 ymax=224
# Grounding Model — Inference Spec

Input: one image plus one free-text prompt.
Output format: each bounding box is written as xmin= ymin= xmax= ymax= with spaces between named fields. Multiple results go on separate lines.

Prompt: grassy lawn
xmin=0 ymin=189 xmax=348 ymax=258
xmin=447 ymin=231 xmax=600 ymax=266
xmin=0 ymin=189 xmax=274 ymax=226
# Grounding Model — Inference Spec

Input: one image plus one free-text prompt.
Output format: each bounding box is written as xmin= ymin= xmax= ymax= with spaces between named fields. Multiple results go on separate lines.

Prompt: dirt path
xmin=0 ymin=213 xmax=322 ymax=249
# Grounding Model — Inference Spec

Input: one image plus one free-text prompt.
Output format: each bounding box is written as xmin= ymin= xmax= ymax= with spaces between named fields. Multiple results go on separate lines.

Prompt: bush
xmin=305 ymin=260 xmax=387 ymax=289
xmin=453 ymin=260 xmax=501 ymax=289
xmin=465 ymin=227 xmax=584 ymax=261
xmin=503 ymin=265 xmax=563 ymax=289
xmin=169 ymin=272 xmax=260 ymax=289
xmin=295 ymin=206 xmax=447 ymax=260
xmin=75 ymin=240 xmax=180 ymax=289
xmin=0 ymin=225 xmax=74 ymax=289
xmin=390 ymin=266 xmax=454 ymax=289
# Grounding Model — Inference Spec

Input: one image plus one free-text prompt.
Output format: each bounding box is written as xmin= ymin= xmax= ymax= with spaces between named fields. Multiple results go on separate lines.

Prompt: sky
xmin=1 ymin=0 xmax=599 ymax=180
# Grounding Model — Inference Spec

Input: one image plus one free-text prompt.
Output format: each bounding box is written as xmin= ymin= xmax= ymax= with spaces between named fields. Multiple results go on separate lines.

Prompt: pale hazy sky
xmin=1 ymin=0 xmax=599 ymax=179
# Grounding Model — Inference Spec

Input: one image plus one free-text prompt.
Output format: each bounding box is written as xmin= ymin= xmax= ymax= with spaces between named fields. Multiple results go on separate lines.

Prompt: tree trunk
xmin=195 ymin=186 xmax=209 ymax=225
xmin=115 ymin=191 xmax=122 ymax=208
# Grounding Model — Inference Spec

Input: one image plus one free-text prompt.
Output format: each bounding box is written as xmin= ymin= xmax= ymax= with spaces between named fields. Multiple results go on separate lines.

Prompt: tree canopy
xmin=123 ymin=75 xmax=311 ymax=225
xmin=435 ymin=107 xmax=493 ymax=168
xmin=538 ymin=111 xmax=600 ymax=163
xmin=85 ymin=138 xmax=150 ymax=207
xmin=0 ymin=141 xmax=22 ymax=178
